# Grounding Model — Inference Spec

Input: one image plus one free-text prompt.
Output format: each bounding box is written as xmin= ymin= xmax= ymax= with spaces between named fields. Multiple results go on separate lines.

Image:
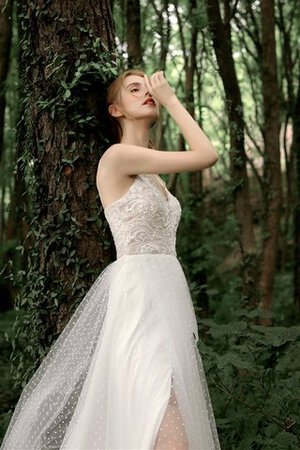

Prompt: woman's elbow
xmin=206 ymin=148 xmax=219 ymax=167
xmin=192 ymin=147 xmax=219 ymax=170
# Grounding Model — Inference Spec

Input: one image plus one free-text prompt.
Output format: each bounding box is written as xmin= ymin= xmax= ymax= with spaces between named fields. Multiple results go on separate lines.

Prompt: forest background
xmin=0 ymin=0 xmax=299 ymax=448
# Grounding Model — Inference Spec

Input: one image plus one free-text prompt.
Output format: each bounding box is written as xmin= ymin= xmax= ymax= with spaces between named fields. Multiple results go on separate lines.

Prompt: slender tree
xmin=277 ymin=0 xmax=296 ymax=255
xmin=205 ymin=0 xmax=258 ymax=305
xmin=4 ymin=2 xmax=25 ymax=244
xmin=259 ymin=0 xmax=282 ymax=317
xmin=126 ymin=0 xmax=143 ymax=68
xmin=174 ymin=0 xmax=201 ymax=196
xmin=183 ymin=0 xmax=210 ymax=316
xmin=293 ymin=64 xmax=300 ymax=313
xmin=0 ymin=0 xmax=13 ymax=164
xmin=147 ymin=0 xmax=171 ymax=72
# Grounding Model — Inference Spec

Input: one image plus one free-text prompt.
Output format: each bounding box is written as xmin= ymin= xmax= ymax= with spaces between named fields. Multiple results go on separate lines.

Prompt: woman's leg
xmin=154 ymin=378 xmax=188 ymax=450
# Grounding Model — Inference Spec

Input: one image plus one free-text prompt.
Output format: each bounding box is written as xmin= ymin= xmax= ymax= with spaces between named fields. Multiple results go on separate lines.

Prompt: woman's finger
xmin=143 ymin=74 xmax=152 ymax=93
xmin=149 ymin=73 xmax=156 ymax=87
xmin=155 ymin=71 xmax=164 ymax=86
xmin=152 ymin=72 xmax=160 ymax=86
xmin=158 ymin=71 xmax=164 ymax=81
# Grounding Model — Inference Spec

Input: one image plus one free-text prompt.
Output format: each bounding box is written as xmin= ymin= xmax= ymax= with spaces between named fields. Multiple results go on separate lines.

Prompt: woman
xmin=1 ymin=69 xmax=221 ymax=449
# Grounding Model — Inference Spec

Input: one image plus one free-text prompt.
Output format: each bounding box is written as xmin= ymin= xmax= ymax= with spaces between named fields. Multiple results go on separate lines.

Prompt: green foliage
xmin=0 ymin=310 xmax=21 ymax=443
xmin=198 ymin=314 xmax=300 ymax=448
xmin=177 ymin=187 xmax=299 ymax=448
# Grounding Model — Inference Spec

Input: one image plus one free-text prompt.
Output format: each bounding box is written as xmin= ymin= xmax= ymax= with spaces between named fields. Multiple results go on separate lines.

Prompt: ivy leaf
xmin=63 ymin=89 xmax=71 ymax=100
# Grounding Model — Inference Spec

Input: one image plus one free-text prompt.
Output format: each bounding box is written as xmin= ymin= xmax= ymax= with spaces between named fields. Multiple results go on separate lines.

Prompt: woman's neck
xmin=119 ymin=120 xmax=151 ymax=148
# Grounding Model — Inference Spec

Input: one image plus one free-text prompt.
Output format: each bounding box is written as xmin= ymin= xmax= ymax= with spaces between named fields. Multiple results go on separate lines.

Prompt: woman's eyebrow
xmin=126 ymin=82 xmax=143 ymax=88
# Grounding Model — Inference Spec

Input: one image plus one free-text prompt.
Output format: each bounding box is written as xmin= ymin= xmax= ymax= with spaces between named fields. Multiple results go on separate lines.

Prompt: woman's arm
xmin=104 ymin=71 xmax=218 ymax=175
xmin=163 ymin=95 xmax=218 ymax=159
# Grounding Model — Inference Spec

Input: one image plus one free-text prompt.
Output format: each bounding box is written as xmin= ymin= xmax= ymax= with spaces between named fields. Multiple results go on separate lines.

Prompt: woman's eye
xmin=131 ymin=88 xmax=139 ymax=92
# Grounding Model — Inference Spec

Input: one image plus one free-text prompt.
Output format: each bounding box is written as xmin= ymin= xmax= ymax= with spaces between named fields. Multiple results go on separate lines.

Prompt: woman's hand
xmin=143 ymin=71 xmax=178 ymax=108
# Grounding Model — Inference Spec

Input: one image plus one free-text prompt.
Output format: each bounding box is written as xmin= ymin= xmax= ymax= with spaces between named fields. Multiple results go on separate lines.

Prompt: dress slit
xmin=153 ymin=373 xmax=189 ymax=450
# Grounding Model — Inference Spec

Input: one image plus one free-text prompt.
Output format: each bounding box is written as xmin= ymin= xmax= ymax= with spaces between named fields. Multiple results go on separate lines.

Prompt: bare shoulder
xmin=98 ymin=144 xmax=122 ymax=168
xmin=103 ymin=143 xmax=124 ymax=157
xmin=98 ymin=143 xmax=152 ymax=176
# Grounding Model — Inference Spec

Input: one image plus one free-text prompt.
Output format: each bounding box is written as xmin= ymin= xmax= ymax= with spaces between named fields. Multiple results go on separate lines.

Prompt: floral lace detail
xmin=104 ymin=174 xmax=182 ymax=259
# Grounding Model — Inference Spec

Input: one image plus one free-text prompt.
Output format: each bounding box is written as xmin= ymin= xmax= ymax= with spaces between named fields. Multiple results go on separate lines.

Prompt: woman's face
xmin=109 ymin=74 xmax=159 ymax=124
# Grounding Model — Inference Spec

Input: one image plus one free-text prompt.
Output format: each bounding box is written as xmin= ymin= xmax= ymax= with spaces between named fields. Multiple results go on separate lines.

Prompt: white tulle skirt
xmin=1 ymin=254 xmax=220 ymax=450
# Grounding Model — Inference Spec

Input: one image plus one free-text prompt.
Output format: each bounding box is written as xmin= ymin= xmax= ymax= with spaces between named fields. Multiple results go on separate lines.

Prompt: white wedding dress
xmin=1 ymin=173 xmax=220 ymax=450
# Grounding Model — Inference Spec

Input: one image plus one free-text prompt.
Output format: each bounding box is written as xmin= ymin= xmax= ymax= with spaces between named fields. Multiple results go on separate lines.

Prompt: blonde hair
xmin=106 ymin=68 xmax=160 ymax=149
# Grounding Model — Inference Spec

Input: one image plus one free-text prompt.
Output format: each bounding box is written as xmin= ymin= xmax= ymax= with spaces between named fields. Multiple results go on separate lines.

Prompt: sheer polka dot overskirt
xmin=1 ymin=173 xmax=220 ymax=449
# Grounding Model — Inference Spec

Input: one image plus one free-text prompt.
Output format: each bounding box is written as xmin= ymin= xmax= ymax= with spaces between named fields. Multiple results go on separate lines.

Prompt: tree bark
xmin=259 ymin=0 xmax=282 ymax=318
xmin=205 ymin=0 xmax=258 ymax=306
xmin=0 ymin=0 xmax=13 ymax=163
xmin=184 ymin=0 xmax=202 ymax=198
xmin=126 ymin=0 xmax=143 ymax=68
xmin=17 ymin=0 xmax=116 ymax=357
xmin=276 ymin=0 xmax=295 ymax=268
xmin=293 ymin=64 xmax=300 ymax=314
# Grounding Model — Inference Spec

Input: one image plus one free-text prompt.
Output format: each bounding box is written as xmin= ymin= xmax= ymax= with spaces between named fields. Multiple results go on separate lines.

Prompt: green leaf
xmin=64 ymin=89 xmax=71 ymax=100
xmin=251 ymin=325 xmax=300 ymax=347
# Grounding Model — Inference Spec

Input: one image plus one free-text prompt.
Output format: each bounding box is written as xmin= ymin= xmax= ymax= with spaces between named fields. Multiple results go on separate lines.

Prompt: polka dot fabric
xmin=1 ymin=173 xmax=220 ymax=449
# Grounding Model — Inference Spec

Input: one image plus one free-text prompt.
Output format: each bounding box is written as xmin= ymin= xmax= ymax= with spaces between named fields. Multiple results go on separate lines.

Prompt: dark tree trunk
xmin=182 ymin=0 xmax=210 ymax=316
xmin=126 ymin=0 xmax=143 ymax=68
xmin=293 ymin=64 xmax=300 ymax=315
xmin=205 ymin=0 xmax=258 ymax=306
xmin=259 ymin=0 xmax=282 ymax=319
xmin=15 ymin=0 xmax=117 ymax=375
xmin=149 ymin=0 xmax=171 ymax=71
xmin=0 ymin=185 xmax=5 ymax=243
xmin=110 ymin=0 xmax=114 ymax=14
xmin=186 ymin=0 xmax=201 ymax=198
xmin=277 ymin=1 xmax=295 ymax=263
xmin=0 ymin=0 xmax=13 ymax=163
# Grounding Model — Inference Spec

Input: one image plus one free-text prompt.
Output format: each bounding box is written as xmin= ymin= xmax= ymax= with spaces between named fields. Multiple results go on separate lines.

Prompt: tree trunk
xmin=185 ymin=0 xmax=202 ymax=197
xmin=126 ymin=0 xmax=143 ymax=68
xmin=277 ymin=1 xmax=294 ymax=262
xmin=259 ymin=0 xmax=282 ymax=319
xmin=15 ymin=0 xmax=117 ymax=377
xmin=0 ymin=184 xmax=5 ymax=243
xmin=0 ymin=0 xmax=13 ymax=163
xmin=293 ymin=64 xmax=300 ymax=314
xmin=205 ymin=0 xmax=258 ymax=306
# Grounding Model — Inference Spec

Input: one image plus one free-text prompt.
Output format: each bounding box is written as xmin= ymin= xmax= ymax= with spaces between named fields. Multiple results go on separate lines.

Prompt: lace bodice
xmin=104 ymin=174 xmax=182 ymax=259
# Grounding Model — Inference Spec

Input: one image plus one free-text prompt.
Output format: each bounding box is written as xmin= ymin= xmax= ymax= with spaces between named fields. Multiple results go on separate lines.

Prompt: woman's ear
xmin=108 ymin=103 xmax=123 ymax=118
